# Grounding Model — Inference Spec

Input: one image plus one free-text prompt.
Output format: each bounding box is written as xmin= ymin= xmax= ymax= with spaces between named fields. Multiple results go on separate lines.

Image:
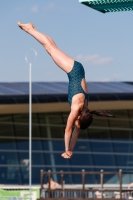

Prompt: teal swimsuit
xmin=67 ymin=61 xmax=89 ymax=106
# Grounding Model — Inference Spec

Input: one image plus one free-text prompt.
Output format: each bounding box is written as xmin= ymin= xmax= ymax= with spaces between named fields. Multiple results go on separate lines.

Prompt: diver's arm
xmin=69 ymin=126 xmax=80 ymax=152
xmin=61 ymin=109 xmax=79 ymax=158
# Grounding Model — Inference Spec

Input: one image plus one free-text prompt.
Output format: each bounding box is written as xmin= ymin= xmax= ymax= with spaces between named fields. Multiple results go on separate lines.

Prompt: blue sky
xmin=0 ymin=0 xmax=133 ymax=82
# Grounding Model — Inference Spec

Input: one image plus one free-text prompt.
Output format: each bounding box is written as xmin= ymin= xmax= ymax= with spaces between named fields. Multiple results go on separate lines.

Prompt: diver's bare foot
xmin=17 ymin=22 xmax=35 ymax=32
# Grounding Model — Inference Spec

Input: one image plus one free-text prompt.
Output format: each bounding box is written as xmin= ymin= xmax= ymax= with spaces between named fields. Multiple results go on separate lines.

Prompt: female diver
xmin=17 ymin=22 xmax=114 ymax=159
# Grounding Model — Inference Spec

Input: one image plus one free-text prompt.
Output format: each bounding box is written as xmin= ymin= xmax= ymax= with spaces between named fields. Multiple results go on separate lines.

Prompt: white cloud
xmin=43 ymin=3 xmax=72 ymax=12
xmin=45 ymin=70 xmax=56 ymax=76
xmin=113 ymin=73 xmax=121 ymax=79
xmin=93 ymin=78 xmax=110 ymax=82
xmin=113 ymin=73 xmax=122 ymax=81
xmin=99 ymin=78 xmax=110 ymax=82
xmin=31 ymin=5 xmax=38 ymax=13
xmin=44 ymin=3 xmax=56 ymax=11
xmin=76 ymin=54 xmax=113 ymax=66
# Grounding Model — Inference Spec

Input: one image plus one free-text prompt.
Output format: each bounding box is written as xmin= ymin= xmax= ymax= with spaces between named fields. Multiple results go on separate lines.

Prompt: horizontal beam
xmin=0 ymin=100 xmax=133 ymax=114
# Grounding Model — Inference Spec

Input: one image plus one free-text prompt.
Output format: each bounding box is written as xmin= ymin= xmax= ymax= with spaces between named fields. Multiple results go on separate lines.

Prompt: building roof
xmin=0 ymin=82 xmax=133 ymax=104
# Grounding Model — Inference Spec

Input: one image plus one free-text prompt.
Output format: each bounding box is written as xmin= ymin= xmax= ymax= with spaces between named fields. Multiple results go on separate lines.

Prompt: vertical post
xmin=40 ymin=169 xmax=45 ymax=197
xmin=100 ymin=170 xmax=104 ymax=199
xmin=60 ymin=170 xmax=64 ymax=198
xmin=45 ymin=115 xmax=57 ymax=181
xmin=82 ymin=169 xmax=85 ymax=199
xmin=48 ymin=170 xmax=51 ymax=198
xmin=29 ymin=63 xmax=32 ymax=200
xmin=119 ymin=169 xmax=122 ymax=199
xmin=25 ymin=48 xmax=37 ymax=200
xmin=40 ymin=170 xmax=44 ymax=190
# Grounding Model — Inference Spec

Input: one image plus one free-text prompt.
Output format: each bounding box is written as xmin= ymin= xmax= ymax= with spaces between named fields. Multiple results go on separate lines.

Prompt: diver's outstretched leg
xmin=17 ymin=22 xmax=74 ymax=73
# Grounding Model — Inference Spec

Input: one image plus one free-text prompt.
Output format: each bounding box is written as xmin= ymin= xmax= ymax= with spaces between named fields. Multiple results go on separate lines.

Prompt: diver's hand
xmin=61 ymin=151 xmax=73 ymax=159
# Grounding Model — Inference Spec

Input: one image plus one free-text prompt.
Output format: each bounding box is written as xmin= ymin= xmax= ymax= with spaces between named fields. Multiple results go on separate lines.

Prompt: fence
xmin=39 ymin=170 xmax=133 ymax=199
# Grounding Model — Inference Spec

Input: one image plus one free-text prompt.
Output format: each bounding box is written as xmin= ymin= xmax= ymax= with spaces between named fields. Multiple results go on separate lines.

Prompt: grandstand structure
xmin=0 ymin=81 xmax=133 ymax=187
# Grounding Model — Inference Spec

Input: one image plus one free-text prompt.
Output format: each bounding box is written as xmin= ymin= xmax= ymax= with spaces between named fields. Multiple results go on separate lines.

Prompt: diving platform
xmin=79 ymin=0 xmax=133 ymax=13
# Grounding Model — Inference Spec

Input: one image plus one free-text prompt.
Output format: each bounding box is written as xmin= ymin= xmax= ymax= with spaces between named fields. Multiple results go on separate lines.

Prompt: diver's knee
xmin=45 ymin=45 xmax=52 ymax=55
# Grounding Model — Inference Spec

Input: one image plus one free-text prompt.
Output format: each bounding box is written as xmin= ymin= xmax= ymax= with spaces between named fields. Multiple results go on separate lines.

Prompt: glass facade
xmin=0 ymin=110 xmax=133 ymax=185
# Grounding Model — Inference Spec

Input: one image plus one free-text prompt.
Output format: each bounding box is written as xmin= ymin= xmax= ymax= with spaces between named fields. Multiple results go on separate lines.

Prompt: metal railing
xmin=39 ymin=170 xmax=133 ymax=199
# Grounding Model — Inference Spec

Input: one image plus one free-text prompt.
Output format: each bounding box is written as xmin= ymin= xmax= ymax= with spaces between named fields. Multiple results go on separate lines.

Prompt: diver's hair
xmin=89 ymin=110 xmax=115 ymax=118
xmin=78 ymin=107 xmax=115 ymax=130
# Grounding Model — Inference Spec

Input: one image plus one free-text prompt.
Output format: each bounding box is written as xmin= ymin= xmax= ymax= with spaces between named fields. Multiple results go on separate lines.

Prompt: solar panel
xmin=0 ymin=84 xmax=25 ymax=95
xmin=0 ymin=82 xmax=132 ymax=96
xmin=87 ymin=82 xmax=133 ymax=94
xmin=34 ymin=82 xmax=67 ymax=94
xmin=4 ymin=83 xmax=29 ymax=94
